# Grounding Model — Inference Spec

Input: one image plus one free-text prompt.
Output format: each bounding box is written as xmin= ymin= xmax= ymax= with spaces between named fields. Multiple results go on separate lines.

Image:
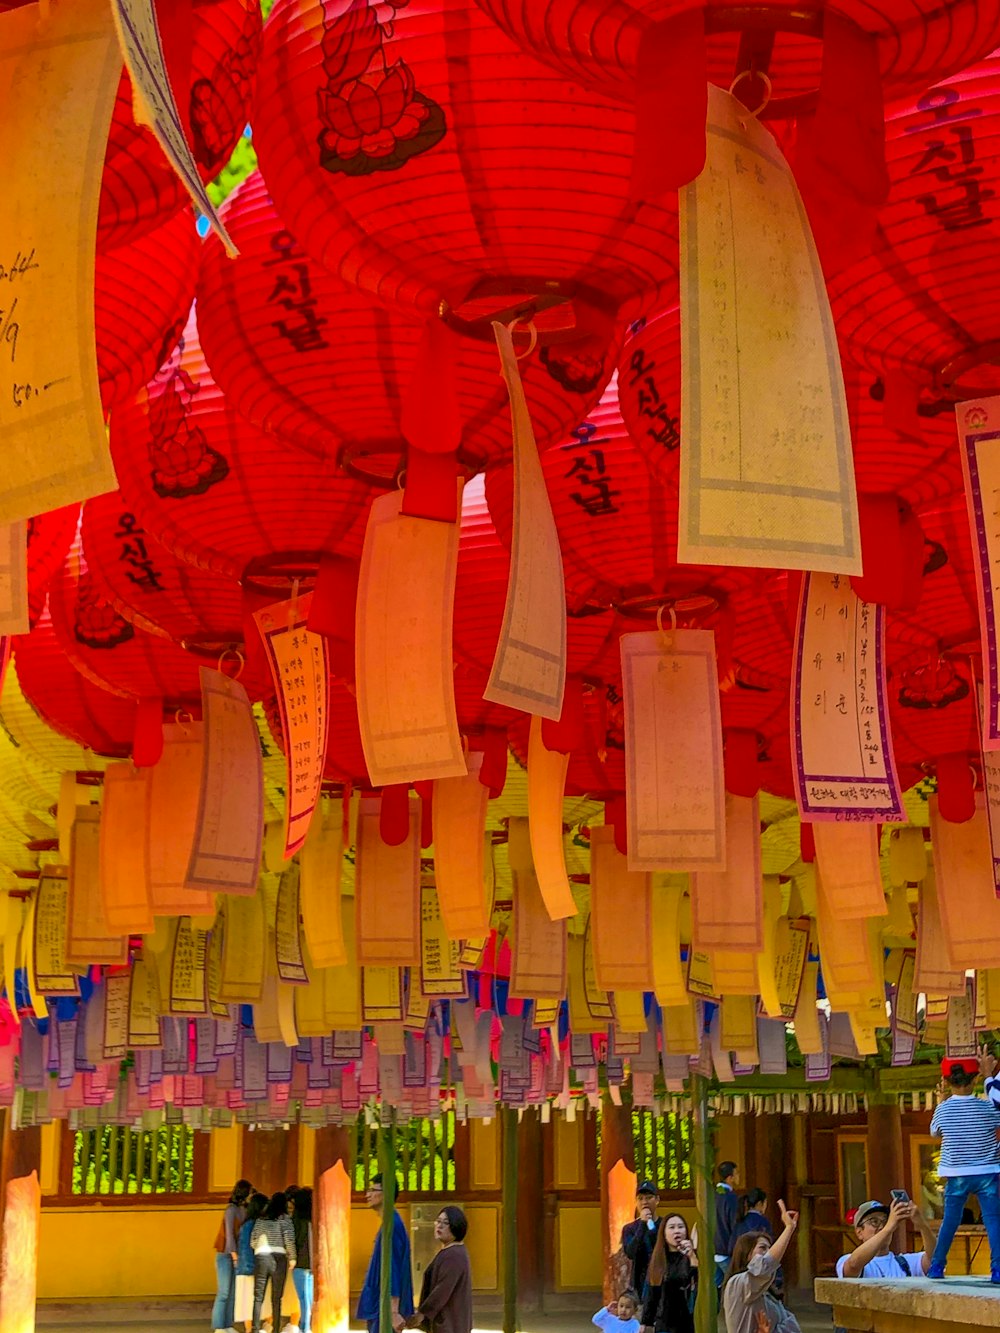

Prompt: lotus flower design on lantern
xmin=316 ymin=0 xmax=446 ymax=174
xmin=190 ymin=1 xmax=262 ymax=167
xmin=146 ymin=339 xmax=230 ymax=501
xmin=73 ymin=574 xmax=135 ymax=652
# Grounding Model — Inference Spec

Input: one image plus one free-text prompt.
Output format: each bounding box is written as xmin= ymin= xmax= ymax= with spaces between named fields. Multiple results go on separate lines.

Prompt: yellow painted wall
xmin=556 ymin=1203 xmax=602 ymax=1290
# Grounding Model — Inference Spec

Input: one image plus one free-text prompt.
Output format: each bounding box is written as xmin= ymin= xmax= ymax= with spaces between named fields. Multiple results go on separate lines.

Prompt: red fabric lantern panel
xmin=97 ymin=0 xmax=262 ymax=249
xmin=254 ymin=0 xmax=678 ymax=329
xmin=97 ymin=210 xmax=199 ymax=413
xmin=27 ymin=506 xmax=79 ymax=629
xmin=13 ymin=608 xmax=136 ymax=759
xmin=81 ymin=492 xmax=271 ymax=703
xmin=47 ymin=535 xmax=204 ymax=709
xmin=830 ymin=54 xmax=1000 ymax=403
xmin=109 ymin=309 xmax=373 ymax=584
xmin=196 ymin=171 xmax=617 ymax=477
xmin=470 ymin=0 xmax=1000 ymax=112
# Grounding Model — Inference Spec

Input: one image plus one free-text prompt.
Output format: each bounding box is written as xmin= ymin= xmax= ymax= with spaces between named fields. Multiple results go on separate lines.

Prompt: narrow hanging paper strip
xmin=31 ymin=869 xmax=77 ymax=997
xmin=814 ymin=870 xmax=875 ymax=995
xmin=651 ymin=875 xmax=688 ymax=1007
xmin=958 ymin=397 xmax=1000 ymax=748
xmin=620 ymin=629 xmax=726 ymax=870
xmin=128 ymin=953 xmax=161 ymax=1046
xmin=102 ymin=970 xmax=131 ymax=1060
xmin=110 ymin=0 xmax=236 ymax=254
xmin=509 ymin=817 xmax=567 ymax=1001
xmin=590 ymin=826 xmax=653 ymax=993
xmin=65 ymin=807 xmax=127 ymax=968
xmin=186 ymin=667 xmax=264 ymax=895
xmin=420 ymin=879 xmax=465 ymax=998
xmin=811 ymin=822 xmax=887 ymax=920
xmin=691 ymin=793 xmax=763 ymax=950
xmin=0 ymin=0 xmax=119 ymax=521
xmin=146 ymin=722 xmax=214 ymax=919
xmin=678 ymin=85 xmax=860 ymax=574
xmin=793 ymin=572 xmax=903 ymax=820
xmin=526 ymin=716 xmax=576 ymax=920
xmin=253 ymin=592 xmax=329 ymax=858
xmin=355 ymin=796 xmax=420 ymax=967
xmin=0 ymin=522 xmax=27 ymax=634
xmin=217 ymin=892 xmax=266 ymax=1003
xmin=976 ymin=684 xmax=1000 ymax=895
xmin=432 ymin=753 xmax=491 ymax=940
xmin=356 ymin=486 xmax=466 ymax=785
xmin=323 ymin=900 xmax=362 ymax=1029
xmin=275 ymin=863 xmax=309 ymax=984
xmin=167 ymin=917 xmax=208 ymax=1016
xmin=100 ymin=763 xmax=153 ymax=934
xmin=915 ymin=865 xmax=967 ymax=997
xmin=299 ymin=802 xmax=346 ymax=968
xmin=483 ymin=322 xmax=567 ymax=720
xmin=929 ymin=795 xmax=1000 ymax=969
xmin=793 ymin=962 xmax=823 ymax=1055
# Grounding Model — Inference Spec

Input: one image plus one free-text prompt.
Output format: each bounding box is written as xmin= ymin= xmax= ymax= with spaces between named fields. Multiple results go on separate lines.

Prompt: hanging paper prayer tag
xmin=526 ymin=715 xmax=576 ymax=921
xmin=355 ymin=486 xmax=467 ymax=787
xmin=0 ymin=0 xmax=119 ymax=523
xmin=483 ymin=322 xmax=567 ymax=721
xmin=299 ymin=801 xmax=346 ymax=969
xmin=651 ymin=875 xmax=688 ymax=1008
xmin=167 ymin=917 xmax=208 ymax=1017
xmin=620 ymin=628 xmax=726 ymax=871
xmin=355 ymin=796 xmax=420 ymax=967
xmin=110 ymin=0 xmax=237 ymax=254
xmin=509 ymin=817 xmax=567 ymax=1002
xmin=958 ymin=396 xmax=1000 ymax=750
xmin=590 ymin=827 xmax=653 ymax=993
xmin=811 ymin=822 xmax=887 ymax=919
xmin=690 ymin=793 xmax=763 ymax=951
xmin=253 ymin=592 xmax=330 ymax=857
xmin=185 ymin=667 xmax=264 ymax=896
xmin=30 ymin=868 xmax=78 ymax=998
xmin=217 ymin=891 xmax=266 ymax=1003
xmin=66 ymin=806 xmax=127 ymax=968
xmin=99 ymin=762 xmax=153 ymax=935
xmin=145 ymin=721 xmax=215 ymax=918
xmin=679 ymin=85 xmax=860 ymax=574
xmin=915 ymin=864 xmax=966 ymax=997
xmin=432 ymin=752 xmax=492 ymax=940
xmin=929 ymin=795 xmax=1000 ymax=969
xmin=631 ymin=11 xmax=707 ymax=199
xmin=0 ymin=523 xmax=28 ymax=635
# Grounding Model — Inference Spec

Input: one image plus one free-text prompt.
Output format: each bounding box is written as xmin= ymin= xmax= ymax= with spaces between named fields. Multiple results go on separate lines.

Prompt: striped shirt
xmin=250 ymin=1215 xmax=297 ymax=1263
xmin=930 ymin=1093 xmax=1000 ymax=1175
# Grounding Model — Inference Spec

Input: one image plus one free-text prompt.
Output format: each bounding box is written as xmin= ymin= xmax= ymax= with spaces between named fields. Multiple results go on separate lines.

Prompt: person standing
xmin=213 ymin=1177 xmax=252 ymax=1333
xmin=406 ymin=1205 xmax=473 ymax=1333
xmin=641 ymin=1213 xmax=697 ymax=1333
xmin=357 ymin=1174 xmax=415 ymax=1333
xmin=622 ymin=1180 xmax=663 ymax=1299
xmin=714 ymin=1162 xmax=741 ymax=1291
xmin=251 ymin=1191 xmax=297 ymax=1333
xmin=722 ymin=1201 xmax=801 ymax=1333
xmin=289 ymin=1186 xmax=314 ymax=1333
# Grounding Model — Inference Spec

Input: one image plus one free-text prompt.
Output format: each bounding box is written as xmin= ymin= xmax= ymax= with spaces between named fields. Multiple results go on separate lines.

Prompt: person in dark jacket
xmin=291 ymin=1186 xmax=314 ymax=1333
xmin=621 ymin=1180 xmax=662 ymax=1299
xmin=406 ymin=1205 xmax=473 ymax=1333
xmin=641 ymin=1213 xmax=696 ymax=1333
xmin=714 ymin=1162 xmax=741 ymax=1292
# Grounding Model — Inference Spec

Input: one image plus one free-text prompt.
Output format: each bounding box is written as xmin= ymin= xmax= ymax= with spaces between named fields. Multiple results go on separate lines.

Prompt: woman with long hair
xmin=405 ymin=1205 xmax=473 ymax=1333
xmin=292 ymin=1186 xmax=315 ymax=1333
xmin=213 ymin=1178 xmax=253 ymax=1333
xmin=250 ymin=1191 xmax=297 ymax=1333
xmin=641 ymin=1213 xmax=696 ymax=1333
xmin=234 ymin=1192 xmax=270 ymax=1332
xmin=722 ymin=1201 xmax=801 ymax=1333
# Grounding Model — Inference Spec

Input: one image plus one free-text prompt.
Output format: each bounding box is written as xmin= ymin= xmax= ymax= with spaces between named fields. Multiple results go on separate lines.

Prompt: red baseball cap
xmin=941 ymin=1057 xmax=979 ymax=1078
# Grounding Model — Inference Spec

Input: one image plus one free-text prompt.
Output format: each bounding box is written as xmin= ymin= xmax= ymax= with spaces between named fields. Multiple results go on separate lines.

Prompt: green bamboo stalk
xmin=692 ymin=1075 xmax=717 ymax=1333
xmin=378 ymin=1108 xmax=397 ymax=1333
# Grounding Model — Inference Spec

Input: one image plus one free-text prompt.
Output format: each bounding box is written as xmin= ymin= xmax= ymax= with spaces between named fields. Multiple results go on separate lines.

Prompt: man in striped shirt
xmin=926 ymin=1053 xmax=1000 ymax=1281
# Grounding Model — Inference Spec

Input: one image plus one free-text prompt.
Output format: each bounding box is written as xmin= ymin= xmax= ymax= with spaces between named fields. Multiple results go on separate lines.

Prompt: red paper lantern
xmin=13 ymin=608 xmax=136 ymax=759
xmin=196 ymin=171 xmax=617 ymax=479
xmin=109 ymin=308 xmax=373 ymax=586
xmin=26 ymin=505 xmax=79 ymax=629
xmin=97 ymin=0 xmax=262 ymax=249
xmin=253 ymin=0 xmax=677 ymax=331
xmin=96 ymin=209 xmax=199 ymax=413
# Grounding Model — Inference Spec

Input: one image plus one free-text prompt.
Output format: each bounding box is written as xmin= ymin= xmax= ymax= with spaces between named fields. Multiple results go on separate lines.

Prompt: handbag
xmin=214 ymin=1218 xmax=226 ymax=1254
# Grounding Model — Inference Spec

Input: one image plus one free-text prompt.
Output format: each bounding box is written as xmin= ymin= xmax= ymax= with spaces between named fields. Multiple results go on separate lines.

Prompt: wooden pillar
xmin=501 ymin=1107 xmax=519 ymax=1333
xmin=378 ymin=1112 xmax=397 ymax=1333
xmin=867 ymin=1099 xmax=906 ymax=1249
xmin=692 ymin=1075 xmax=717 ymax=1333
xmin=516 ymin=1108 xmax=544 ymax=1312
xmin=0 ymin=1113 xmax=42 ymax=1333
xmin=600 ymin=1094 xmax=635 ymax=1302
xmin=788 ymin=1115 xmax=812 ymax=1291
xmin=313 ymin=1126 xmax=353 ymax=1333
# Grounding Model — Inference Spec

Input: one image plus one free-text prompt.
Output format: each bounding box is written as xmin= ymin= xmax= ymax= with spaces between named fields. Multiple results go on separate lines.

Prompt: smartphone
xmin=890 ymin=1189 xmax=910 ymax=1205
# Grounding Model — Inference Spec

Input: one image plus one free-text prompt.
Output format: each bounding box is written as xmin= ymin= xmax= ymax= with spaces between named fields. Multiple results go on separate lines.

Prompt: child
xmin=593 ymin=1290 xmax=641 ymax=1333
xmin=927 ymin=1052 xmax=1000 ymax=1280
xmin=234 ymin=1192 xmax=270 ymax=1331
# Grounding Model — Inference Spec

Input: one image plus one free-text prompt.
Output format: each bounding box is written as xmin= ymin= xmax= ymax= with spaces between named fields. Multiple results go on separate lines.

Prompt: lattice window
xmin=631 ymin=1109 xmax=693 ymax=1193
xmin=71 ymin=1123 xmax=195 ymax=1197
xmin=354 ymin=1112 xmax=457 ymax=1194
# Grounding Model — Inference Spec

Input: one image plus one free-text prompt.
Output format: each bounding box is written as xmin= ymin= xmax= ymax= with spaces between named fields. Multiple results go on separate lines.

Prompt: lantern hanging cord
xmin=729 ymin=66 xmax=772 ymax=118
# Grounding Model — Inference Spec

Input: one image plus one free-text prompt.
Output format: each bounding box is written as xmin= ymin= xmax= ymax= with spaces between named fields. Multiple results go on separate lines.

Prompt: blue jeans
xmin=932 ymin=1174 xmax=1000 ymax=1270
xmin=211 ymin=1251 xmax=236 ymax=1330
xmin=294 ymin=1266 xmax=314 ymax=1332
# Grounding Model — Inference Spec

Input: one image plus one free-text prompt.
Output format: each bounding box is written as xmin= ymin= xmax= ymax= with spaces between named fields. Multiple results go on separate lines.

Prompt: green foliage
xmin=72 ymin=1125 xmax=194 ymax=1196
xmin=354 ymin=1113 xmax=457 ymax=1193
xmin=594 ymin=1107 xmax=693 ymax=1193
xmin=262 ymin=0 xmax=275 ymax=16
xmin=207 ymin=131 xmax=258 ymax=208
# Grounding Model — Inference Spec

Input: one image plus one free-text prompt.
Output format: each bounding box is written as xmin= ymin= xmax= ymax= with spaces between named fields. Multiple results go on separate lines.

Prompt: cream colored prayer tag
xmin=31 ymin=868 xmax=77 ymax=997
xmin=66 ymin=806 xmax=127 ymax=968
xmin=509 ymin=817 xmax=567 ymax=1000
xmin=484 ymin=322 xmax=567 ymax=720
xmin=146 ymin=721 xmax=215 ymax=919
xmin=929 ymin=795 xmax=1000 ymax=970
xmin=0 ymin=523 xmax=27 ymax=634
xmin=960 ymin=399 xmax=1000 ymax=748
xmin=620 ymin=629 xmax=726 ymax=870
xmin=812 ymin=822 xmax=887 ymax=920
xmin=355 ymin=487 xmax=467 ymax=786
xmin=691 ymin=793 xmax=763 ymax=951
xmin=679 ymin=85 xmax=860 ymax=574
xmin=186 ymin=667 xmax=264 ymax=895
xmin=254 ymin=593 xmax=329 ymax=858
xmin=0 ymin=0 xmax=120 ymax=521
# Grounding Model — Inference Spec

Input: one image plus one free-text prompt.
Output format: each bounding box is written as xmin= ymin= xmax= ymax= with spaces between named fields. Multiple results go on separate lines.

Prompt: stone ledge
xmin=815 ymin=1276 xmax=1000 ymax=1329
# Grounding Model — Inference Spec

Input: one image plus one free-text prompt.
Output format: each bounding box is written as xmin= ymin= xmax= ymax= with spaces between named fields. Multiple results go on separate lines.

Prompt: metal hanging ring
xmin=729 ymin=67 xmax=773 ymax=118
xmin=506 ymin=316 xmax=539 ymax=361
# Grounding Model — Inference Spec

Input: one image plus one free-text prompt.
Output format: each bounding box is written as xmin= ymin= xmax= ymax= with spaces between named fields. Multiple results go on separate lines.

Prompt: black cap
xmin=636 ymin=1180 xmax=658 ymax=1196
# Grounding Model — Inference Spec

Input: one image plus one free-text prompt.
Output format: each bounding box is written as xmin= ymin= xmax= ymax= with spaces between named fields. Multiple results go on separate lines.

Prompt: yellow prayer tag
xmin=691 ymin=793 xmax=763 ymax=950
xmin=591 ymin=826 xmax=653 ymax=992
xmin=651 ymin=875 xmax=689 ymax=1007
xmin=526 ymin=716 xmax=576 ymax=920
xmin=929 ymin=796 xmax=1000 ymax=969
xmin=218 ymin=891 xmax=266 ymax=1003
xmin=275 ymin=864 xmax=309 ymax=985
xmin=0 ymin=0 xmax=120 ymax=521
xmin=792 ymin=961 xmax=823 ymax=1055
xmin=812 ymin=822 xmax=888 ymax=920
xmin=127 ymin=953 xmax=162 ymax=1047
xmin=146 ymin=722 xmax=215 ymax=918
xmin=167 ymin=917 xmax=208 ymax=1016
xmin=362 ymin=966 xmax=404 ymax=1022
xmin=102 ymin=971 xmax=131 ymax=1060
xmin=66 ymin=807 xmax=127 ymax=968
xmin=620 ymin=630 xmax=726 ymax=871
xmin=420 ymin=881 xmax=465 ymax=997
xmin=355 ymin=488 xmax=467 ymax=787
xmin=508 ymin=817 xmax=567 ymax=1000
xmin=679 ymin=84 xmax=860 ymax=574
xmin=432 ymin=755 xmax=492 ymax=939
xmin=355 ymin=796 xmax=421 ymax=966
xmin=300 ymin=802 xmax=346 ymax=968
xmin=100 ymin=762 xmax=153 ymax=935
xmin=30 ymin=868 xmax=77 ymax=997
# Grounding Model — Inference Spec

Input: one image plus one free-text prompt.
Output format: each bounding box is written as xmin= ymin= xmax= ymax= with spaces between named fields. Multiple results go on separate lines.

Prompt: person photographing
xmin=836 ymin=1197 xmax=933 ymax=1278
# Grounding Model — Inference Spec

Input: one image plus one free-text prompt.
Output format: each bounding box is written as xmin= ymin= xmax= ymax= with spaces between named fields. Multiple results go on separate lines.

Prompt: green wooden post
xmin=378 ymin=1110 xmax=397 ymax=1333
xmin=692 ymin=1074 xmax=717 ymax=1333
xmin=501 ymin=1106 xmax=519 ymax=1333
